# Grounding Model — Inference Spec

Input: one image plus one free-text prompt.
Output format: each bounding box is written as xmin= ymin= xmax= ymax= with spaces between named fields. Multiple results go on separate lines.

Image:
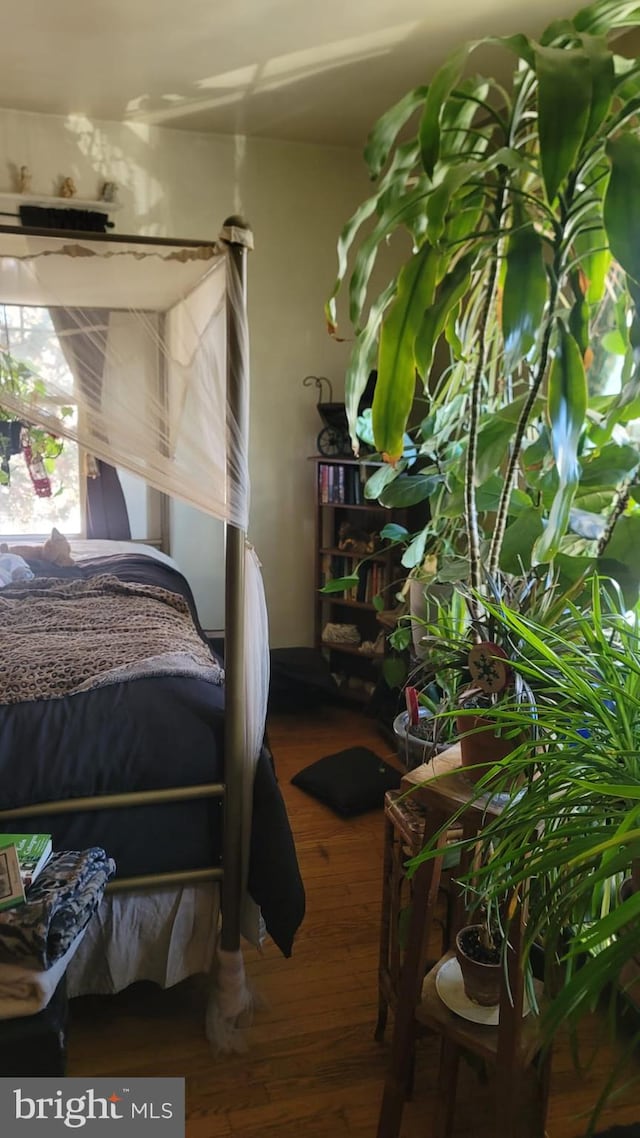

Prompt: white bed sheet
xmin=66 ymin=884 xmax=220 ymax=997
xmin=69 ymin=539 xmax=179 ymax=569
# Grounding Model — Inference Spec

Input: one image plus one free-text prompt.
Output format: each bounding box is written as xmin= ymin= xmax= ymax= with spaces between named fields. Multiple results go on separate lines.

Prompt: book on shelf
xmin=0 ymin=833 xmax=53 ymax=891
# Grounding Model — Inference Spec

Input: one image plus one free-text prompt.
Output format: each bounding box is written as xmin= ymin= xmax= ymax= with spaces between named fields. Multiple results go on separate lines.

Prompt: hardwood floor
xmin=67 ymin=704 xmax=640 ymax=1137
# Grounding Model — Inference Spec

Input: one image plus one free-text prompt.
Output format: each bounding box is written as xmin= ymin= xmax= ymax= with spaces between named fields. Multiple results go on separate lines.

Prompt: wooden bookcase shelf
xmin=311 ymin=455 xmax=414 ymax=707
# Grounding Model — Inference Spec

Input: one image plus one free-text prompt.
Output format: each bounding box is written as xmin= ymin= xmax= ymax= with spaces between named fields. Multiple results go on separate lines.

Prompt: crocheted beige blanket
xmin=0 ymin=574 xmax=223 ymax=704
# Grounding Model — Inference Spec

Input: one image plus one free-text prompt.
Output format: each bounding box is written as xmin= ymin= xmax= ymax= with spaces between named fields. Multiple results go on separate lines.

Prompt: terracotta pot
xmin=456 ymin=711 xmax=519 ymax=783
xmin=455 ymin=925 xmax=502 ymax=1006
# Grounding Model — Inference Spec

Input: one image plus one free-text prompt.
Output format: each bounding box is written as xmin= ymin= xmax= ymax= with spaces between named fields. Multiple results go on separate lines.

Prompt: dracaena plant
xmin=327 ymin=0 xmax=640 ymax=608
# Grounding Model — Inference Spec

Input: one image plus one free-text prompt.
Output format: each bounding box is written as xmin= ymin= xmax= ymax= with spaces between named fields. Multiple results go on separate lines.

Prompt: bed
xmin=0 ymin=223 xmax=305 ymax=1044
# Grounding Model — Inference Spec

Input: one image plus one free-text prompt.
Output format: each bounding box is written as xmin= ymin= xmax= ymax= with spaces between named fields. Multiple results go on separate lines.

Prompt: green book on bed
xmin=0 ymin=833 xmax=53 ymax=893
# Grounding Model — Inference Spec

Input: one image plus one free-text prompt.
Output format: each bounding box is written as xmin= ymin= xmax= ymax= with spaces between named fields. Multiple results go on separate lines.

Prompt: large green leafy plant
xmin=328 ymin=0 xmax=640 ymax=604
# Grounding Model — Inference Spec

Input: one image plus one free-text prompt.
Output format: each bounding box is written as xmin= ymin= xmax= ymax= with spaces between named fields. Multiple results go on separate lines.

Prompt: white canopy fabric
xmin=0 ymin=225 xmax=267 ymax=950
xmin=0 ymin=231 xmax=248 ymax=527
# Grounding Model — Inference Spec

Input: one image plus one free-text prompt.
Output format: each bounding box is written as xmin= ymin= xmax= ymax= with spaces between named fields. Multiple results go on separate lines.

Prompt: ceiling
xmin=0 ymin=0 xmax=623 ymax=148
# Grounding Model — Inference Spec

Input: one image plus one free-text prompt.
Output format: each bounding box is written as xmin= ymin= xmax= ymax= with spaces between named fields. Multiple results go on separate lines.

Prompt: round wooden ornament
xmin=467 ymin=641 xmax=511 ymax=694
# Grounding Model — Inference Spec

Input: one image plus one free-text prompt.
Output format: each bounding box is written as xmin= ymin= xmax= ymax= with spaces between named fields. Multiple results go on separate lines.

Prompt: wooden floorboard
xmin=67 ymin=704 xmax=640 ymax=1137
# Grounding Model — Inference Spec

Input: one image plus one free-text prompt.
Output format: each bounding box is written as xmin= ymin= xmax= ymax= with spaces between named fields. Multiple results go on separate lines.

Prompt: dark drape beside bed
xmin=85 ymin=458 xmax=131 ymax=540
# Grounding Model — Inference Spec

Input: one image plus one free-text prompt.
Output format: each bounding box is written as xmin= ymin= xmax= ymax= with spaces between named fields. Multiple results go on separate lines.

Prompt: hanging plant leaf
xmin=348 ymin=185 xmax=432 ymax=329
xmin=442 ymin=474 xmax=532 ymax=517
xmin=444 ymin=302 xmax=465 ymax=361
xmin=364 ymin=463 xmax=401 ymax=500
xmin=321 ymin=576 xmax=360 ymax=594
xmin=414 ymin=251 xmax=475 ymax=382
xmin=419 ymin=43 xmax=470 ymax=177
xmin=380 ymin=522 xmax=409 ymax=542
xmin=498 ymin=507 xmax=545 ymax=574
xmin=581 ymin=35 xmax=615 ymax=140
xmin=569 ymin=293 xmax=590 ymax=360
xmin=364 ymin=86 xmax=429 ymax=179
xmin=440 ymin=78 xmax=491 ymax=159
xmin=604 ymin=134 xmax=640 ymax=283
xmin=326 ymin=196 xmax=380 ymax=331
xmin=535 ymin=45 xmax=593 ymax=204
xmin=373 ymin=244 xmax=440 ymax=460
xmin=379 ymin=472 xmax=441 ymax=508
xmin=383 ymin=654 xmax=408 ymax=689
xmin=502 ymin=215 xmax=548 ymax=372
xmin=492 ymin=33 xmax=535 ymax=68
xmin=598 ymin=513 xmax=640 ymax=605
xmin=534 ymin=324 xmax=587 ymax=563
xmin=579 ymin=442 xmax=639 ymax=487
xmin=344 ymin=279 xmax=397 ymax=448
xmin=574 ymin=2 xmax=640 ymax=36
xmin=445 ymin=185 xmax=486 ymax=248
xmin=474 ymin=394 xmax=544 ymax=486
xmin=401 ymin=528 xmax=428 ymax=569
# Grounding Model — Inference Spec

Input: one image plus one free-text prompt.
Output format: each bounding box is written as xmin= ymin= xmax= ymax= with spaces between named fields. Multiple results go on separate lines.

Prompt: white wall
xmin=0 ymin=107 xmax=369 ymax=642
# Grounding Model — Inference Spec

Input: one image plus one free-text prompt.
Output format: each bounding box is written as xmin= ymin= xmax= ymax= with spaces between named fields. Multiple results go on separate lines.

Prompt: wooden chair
xmin=376 ymin=750 xmax=551 ymax=1138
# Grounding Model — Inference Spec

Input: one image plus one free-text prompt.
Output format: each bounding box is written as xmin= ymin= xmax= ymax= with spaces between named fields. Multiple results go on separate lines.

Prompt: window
xmin=0 ymin=305 xmax=82 ymax=537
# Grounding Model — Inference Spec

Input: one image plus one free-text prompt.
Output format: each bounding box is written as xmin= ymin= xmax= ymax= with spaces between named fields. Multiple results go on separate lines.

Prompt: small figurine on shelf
xmin=18 ymin=165 xmax=32 ymax=194
xmin=100 ymin=180 xmax=117 ymax=203
xmin=59 ymin=176 xmax=77 ymax=199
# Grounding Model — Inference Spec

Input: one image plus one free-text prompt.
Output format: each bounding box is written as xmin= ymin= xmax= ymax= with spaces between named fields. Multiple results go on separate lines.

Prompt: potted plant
xmin=326 ymin=0 xmax=640 ymax=617
xmin=392 ymin=568 xmax=567 ymax=780
xmin=455 ymin=917 xmax=503 ymax=1008
xmin=409 ymin=574 xmax=640 ymax=1118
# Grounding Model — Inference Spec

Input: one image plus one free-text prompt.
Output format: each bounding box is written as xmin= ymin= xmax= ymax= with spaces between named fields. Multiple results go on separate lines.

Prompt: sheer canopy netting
xmin=0 ymin=229 xmax=268 ymax=943
xmin=0 ymin=232 xmax=248 ymax=526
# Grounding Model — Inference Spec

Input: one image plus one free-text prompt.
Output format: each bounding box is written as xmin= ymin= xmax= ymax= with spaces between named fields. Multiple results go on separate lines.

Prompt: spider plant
xmin=409 ymin=575 xmax=640 ymax=1094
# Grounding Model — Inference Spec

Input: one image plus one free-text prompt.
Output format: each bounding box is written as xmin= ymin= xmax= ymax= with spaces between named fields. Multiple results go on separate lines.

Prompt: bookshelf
xmin=312 ymin=455 xmax=409 ymax=706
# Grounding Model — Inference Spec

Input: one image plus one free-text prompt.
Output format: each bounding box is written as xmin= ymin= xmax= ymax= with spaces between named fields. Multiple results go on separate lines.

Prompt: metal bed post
xmin=220 ymin=217 xmax=253 ymax=953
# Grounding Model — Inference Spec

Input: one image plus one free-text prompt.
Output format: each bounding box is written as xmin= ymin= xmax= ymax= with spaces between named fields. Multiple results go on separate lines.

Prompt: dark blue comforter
xmin=0 ymin=554 xmax=304 ymax=956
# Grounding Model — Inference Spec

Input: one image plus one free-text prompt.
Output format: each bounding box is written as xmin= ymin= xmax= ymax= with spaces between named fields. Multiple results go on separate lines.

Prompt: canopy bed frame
xmin=0 ymin=220 xmax=300 ymax=1046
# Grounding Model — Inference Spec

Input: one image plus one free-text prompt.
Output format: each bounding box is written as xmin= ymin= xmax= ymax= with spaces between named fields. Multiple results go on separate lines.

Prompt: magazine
xmin=0 ymin=833 xmax=53 ymax=890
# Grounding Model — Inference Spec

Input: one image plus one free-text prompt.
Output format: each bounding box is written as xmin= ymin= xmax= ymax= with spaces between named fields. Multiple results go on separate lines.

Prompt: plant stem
xmin=596 ymin=474 xmax=637 ymax=557
xmin=465 ymin=176 xmax=508 ymax=608
xmin=487 ymin=274 xmax=559 ymax=576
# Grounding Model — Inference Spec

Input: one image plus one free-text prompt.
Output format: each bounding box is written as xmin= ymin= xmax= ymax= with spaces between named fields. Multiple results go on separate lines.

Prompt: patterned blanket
xmin=0 ymin=574 xmax=224 ymax=704
xmin=0 ymin=848 xmax=115 ymax=969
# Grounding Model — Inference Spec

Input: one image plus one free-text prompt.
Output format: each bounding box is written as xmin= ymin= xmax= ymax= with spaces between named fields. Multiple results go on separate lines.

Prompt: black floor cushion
xmin=291 ymin=746 xmax=401 ymax=817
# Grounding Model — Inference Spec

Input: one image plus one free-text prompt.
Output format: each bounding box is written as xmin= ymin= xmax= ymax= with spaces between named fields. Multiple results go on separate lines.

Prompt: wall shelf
xmin=0 ymin=192 xmax=121 ymax=215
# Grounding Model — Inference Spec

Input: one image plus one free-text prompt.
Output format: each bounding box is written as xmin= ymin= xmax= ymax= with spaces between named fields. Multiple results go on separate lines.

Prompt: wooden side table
xmin=376 ymin=746 xmax=550 ymax=1138
xmin=376 ymin=746 xmax=463 ymax=1042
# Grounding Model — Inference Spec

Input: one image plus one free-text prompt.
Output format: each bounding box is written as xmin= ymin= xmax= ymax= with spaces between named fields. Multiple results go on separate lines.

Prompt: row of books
xmin=321 ymin=555 xmax=387 ymax=603
xmin=0 ymin=833 xmax=53 ymax=912
xmin=318 ymin=463 xmax=366 ymax=505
